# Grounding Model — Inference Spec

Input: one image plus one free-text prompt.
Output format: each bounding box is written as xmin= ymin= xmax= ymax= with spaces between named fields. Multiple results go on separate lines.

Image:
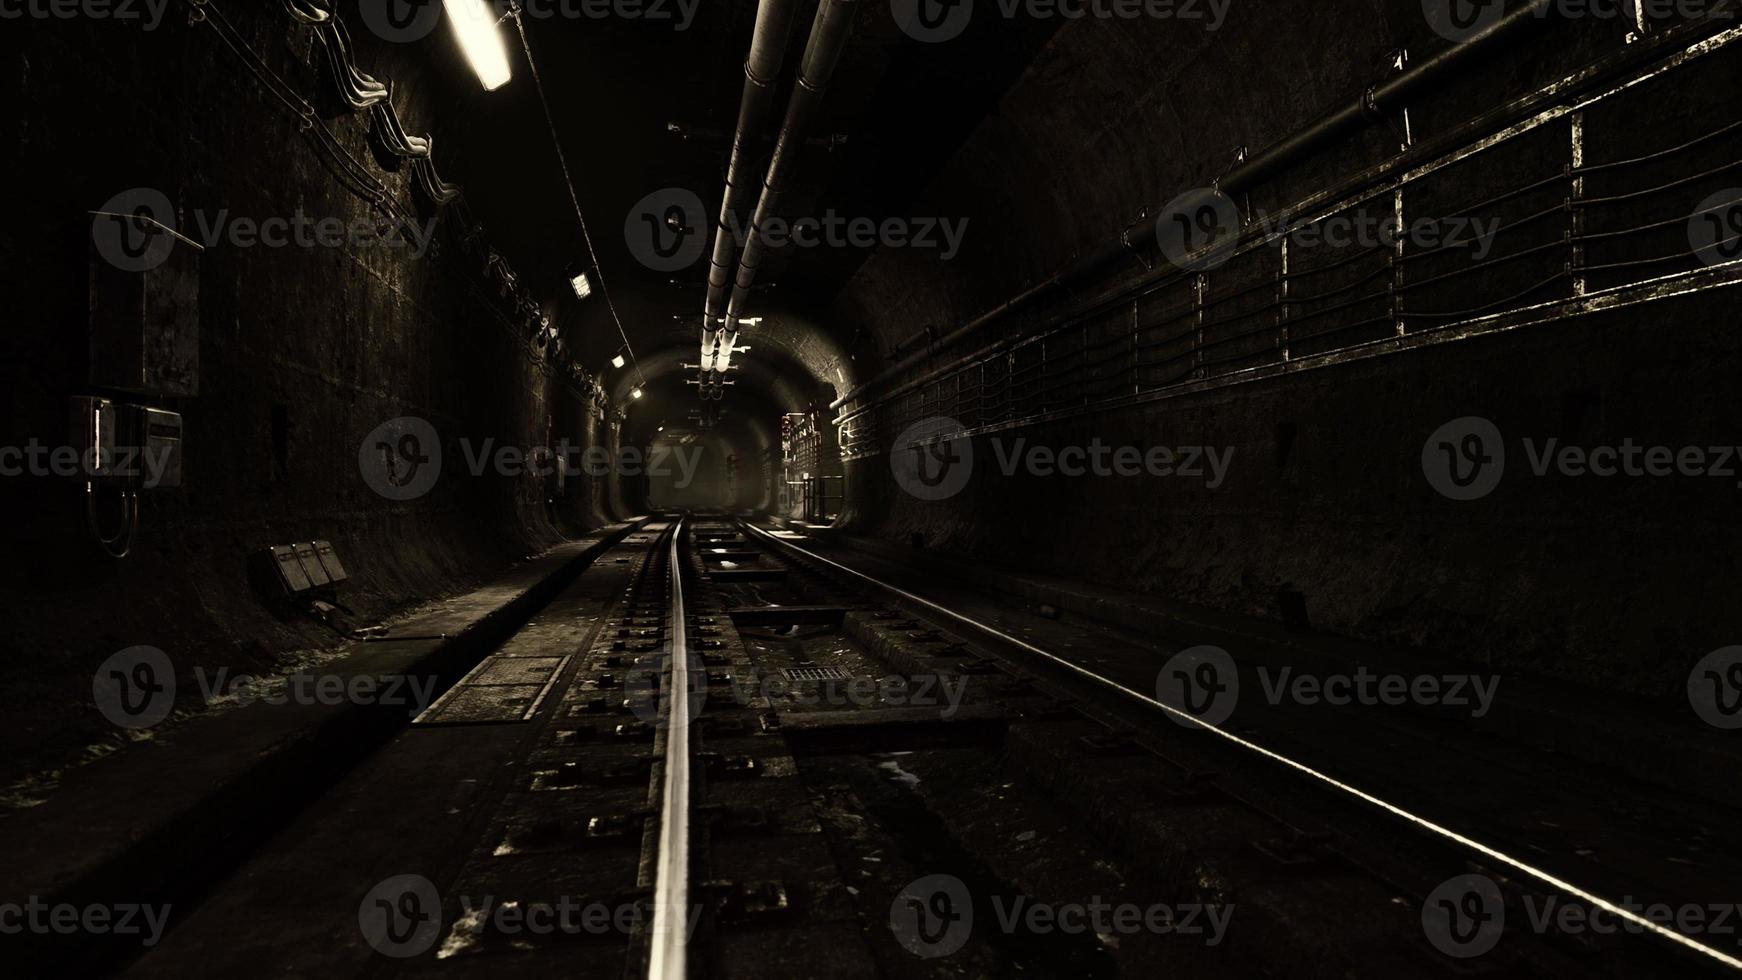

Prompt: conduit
xmin=703 ymin=0 xmax=860 ymax=391
xmin=701 ymin=0 xmax=803 ymax=386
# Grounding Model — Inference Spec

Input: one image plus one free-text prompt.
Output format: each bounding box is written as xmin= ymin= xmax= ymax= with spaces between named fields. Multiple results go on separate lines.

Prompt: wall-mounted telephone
xmin=70 ymin=395 xmax=184 ymax=558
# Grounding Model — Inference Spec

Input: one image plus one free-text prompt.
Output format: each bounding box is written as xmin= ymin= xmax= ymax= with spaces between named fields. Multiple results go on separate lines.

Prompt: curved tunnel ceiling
xmin=350 ymin=0 xmax=1060 ymax=408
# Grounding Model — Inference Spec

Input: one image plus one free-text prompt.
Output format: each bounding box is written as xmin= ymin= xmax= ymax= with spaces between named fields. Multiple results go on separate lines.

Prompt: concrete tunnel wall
xmin=0 ymin=12 xmax=642 ymax=773
xmin=826 ymin=5 xmax=1742 ymax=699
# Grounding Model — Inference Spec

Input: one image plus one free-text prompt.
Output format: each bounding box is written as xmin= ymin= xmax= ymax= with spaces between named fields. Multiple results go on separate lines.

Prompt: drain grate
xmin=781 ymin=666 xmax=849 ymax=682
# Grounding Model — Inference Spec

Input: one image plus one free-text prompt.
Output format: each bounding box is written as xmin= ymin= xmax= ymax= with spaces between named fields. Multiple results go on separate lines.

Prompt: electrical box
xmin=293 ymin=543 xmax=331 ymax=589
xmin=310 ymin=540 xmax=349 ymax=584
xmin=133 ymin=406 xmax=183 ymax=489
xmin=258 ymin=541 xmax=349 ymax=598
xmin=88 ymin=232 xmax=200 ymax=396
xmin=269 ymin=545 xmax=314 ymax=594
xmin=68 ymin=396 xmax=120 ymax=480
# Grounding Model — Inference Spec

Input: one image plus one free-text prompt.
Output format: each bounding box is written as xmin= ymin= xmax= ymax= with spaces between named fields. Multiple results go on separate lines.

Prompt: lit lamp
xmin=444 ymin=0 xmax=513 ymax=92
xmin=612 ymin=346 xmax=629 ymax=370
xmin=630 ymin=387 xmax=644 ymax=400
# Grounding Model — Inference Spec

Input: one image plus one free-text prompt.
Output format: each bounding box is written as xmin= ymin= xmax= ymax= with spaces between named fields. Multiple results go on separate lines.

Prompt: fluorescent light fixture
xmin=631 ymin=387 xmax=644 ymax=400
xmin=569 ymin=271 xmax=592 ymax=299
xmin=443 ymin=0 xmax=513 ymax=92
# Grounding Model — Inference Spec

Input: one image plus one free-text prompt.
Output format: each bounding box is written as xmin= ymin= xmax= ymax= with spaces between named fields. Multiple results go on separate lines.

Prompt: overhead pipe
xmin=703 ymin=0 xmax=802 ymax=336
xmin=831 ymin=0 xmax=1557 ymax=411
xmin=726 ymin=0 xmax=860 ymax=323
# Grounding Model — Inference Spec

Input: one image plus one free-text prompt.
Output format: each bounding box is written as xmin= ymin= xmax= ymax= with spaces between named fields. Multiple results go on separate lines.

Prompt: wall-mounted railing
xmin=838 ymin=22 xmax=1742 ymax=461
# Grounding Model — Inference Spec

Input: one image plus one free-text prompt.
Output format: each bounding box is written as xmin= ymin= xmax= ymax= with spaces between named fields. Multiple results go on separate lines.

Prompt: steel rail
xmin=647 ymin=519 xmax=692 ymax=980
xmin=740 ymin=522 xmax=1742 ymax=974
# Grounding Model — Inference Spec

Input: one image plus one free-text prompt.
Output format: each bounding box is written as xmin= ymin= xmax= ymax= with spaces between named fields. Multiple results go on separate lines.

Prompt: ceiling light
xmin=612 ymin=347 xmax=628 ymax=370
xmin=631 ymin=387 xmax=644 ymax=400
xmin=569 ymin=271 xmax=592 ymax=299
xmin=443 ymin=0 xmax=513 ymax=92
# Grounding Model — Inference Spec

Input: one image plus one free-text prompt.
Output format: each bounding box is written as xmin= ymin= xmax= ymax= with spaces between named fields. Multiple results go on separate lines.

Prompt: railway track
xmin=104 ymin=514 xmax=1742 ymax=979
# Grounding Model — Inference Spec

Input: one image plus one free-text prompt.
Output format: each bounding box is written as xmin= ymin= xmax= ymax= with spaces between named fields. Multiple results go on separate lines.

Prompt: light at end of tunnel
xmin=443 ymin=0 xmax=513 ymax=92
xmin=569 ymin=271 xmax=592 ymax=299
xmin=631 ymin=387 xmax=644 ymax=400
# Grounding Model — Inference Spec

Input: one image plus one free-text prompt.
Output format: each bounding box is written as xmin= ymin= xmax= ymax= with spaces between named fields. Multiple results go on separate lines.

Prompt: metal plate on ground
xmin=474 ymin=657 xmax=568 ymax=686
xmin=781 ymin=667 xmax=850 ymax=682
xmin=415 ymin=654 xmax=571 ymax=725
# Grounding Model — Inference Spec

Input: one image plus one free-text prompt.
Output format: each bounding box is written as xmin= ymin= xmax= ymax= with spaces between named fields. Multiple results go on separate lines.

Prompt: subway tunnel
xmin=5 ymin=0 xmax=1742 ymax=976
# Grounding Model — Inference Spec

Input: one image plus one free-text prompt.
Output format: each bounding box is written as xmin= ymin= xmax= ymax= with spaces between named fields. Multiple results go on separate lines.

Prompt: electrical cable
xmin=509 ymin=10 xmax=648 ymax=391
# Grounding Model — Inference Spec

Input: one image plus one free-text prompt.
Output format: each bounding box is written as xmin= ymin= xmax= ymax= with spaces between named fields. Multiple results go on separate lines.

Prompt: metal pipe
xmin=704 ymin=0 xmax=801 ymax=329
xmin=726 ymin=0 xmax=860 ymax=322
xmin=830 ymin=0 xmax=1555 ymax=411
